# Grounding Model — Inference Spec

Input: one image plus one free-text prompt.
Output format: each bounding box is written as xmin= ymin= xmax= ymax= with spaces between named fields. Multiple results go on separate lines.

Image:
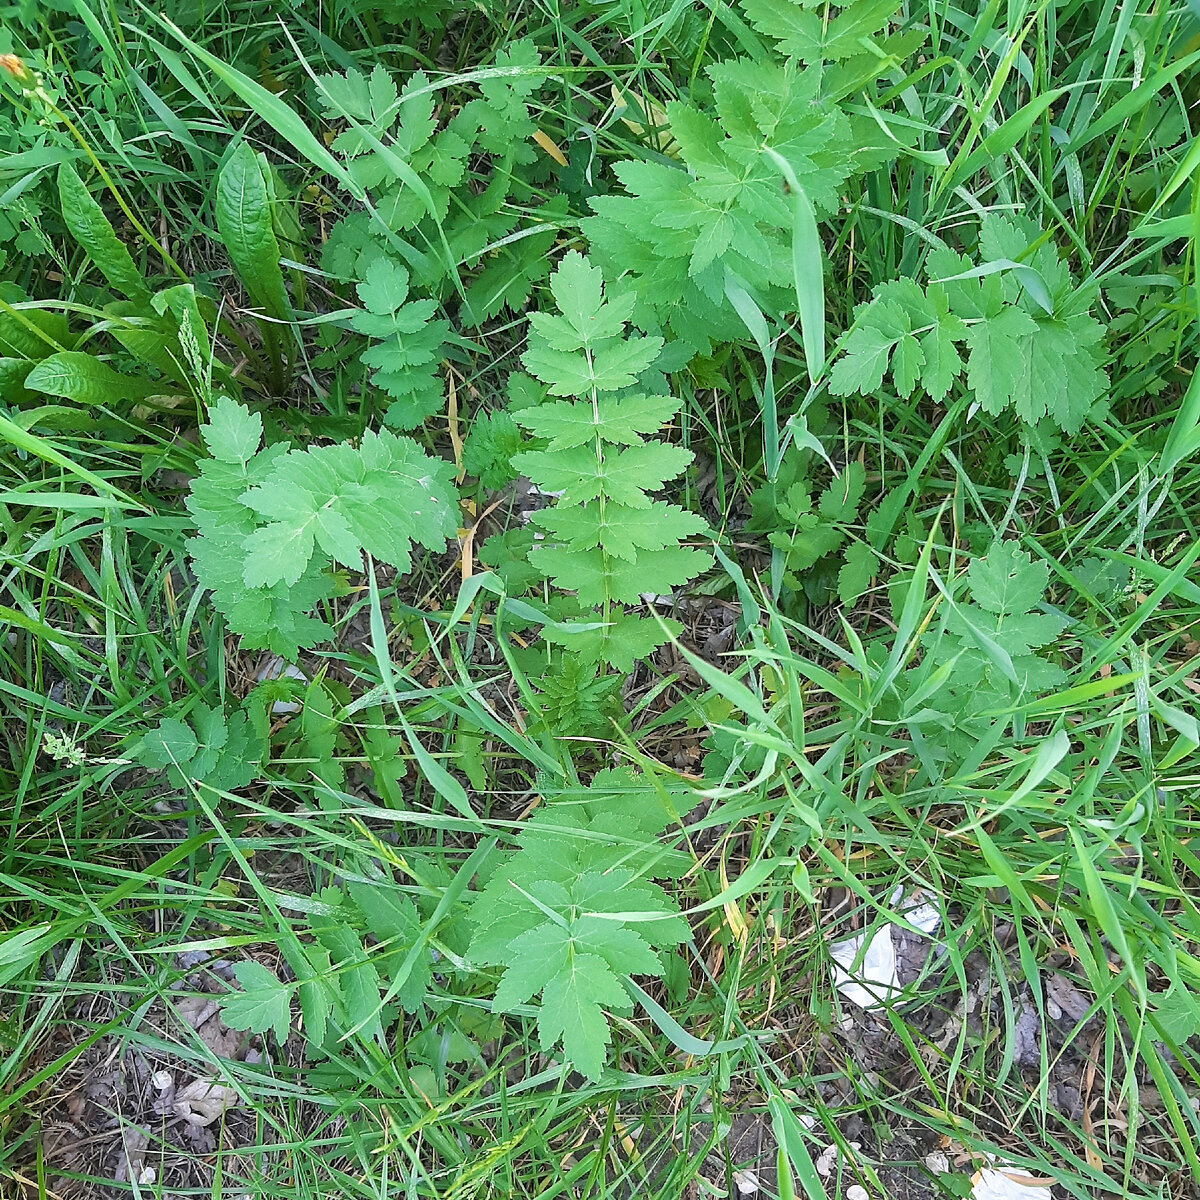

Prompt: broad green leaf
xmin=25 ymin=352 xmax=157 ymax=407
xmin=221 ymin=960 xmax=292 ymax=1044
xmin=317 ymin=923 xmax=386 ymax=1044
xmin=469 ymin=769 xmax=690 ymax=1079
xmin=537 ymin=952 xmax=628 ymax=1080
xmin=838 ymin=542 xmax=876 ymax=604
xmin=347 ymin=881 xmax=430 ymax=1013
xmin=57 ymin=164 xmax=151 ymax=305
xmin=202 ymin=394 xmax=263 ymax=465
xmin=215 ymin=142 xmax=291 ymax=318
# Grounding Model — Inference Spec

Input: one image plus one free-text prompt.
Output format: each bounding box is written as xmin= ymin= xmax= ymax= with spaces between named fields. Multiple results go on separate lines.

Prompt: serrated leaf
xmin=536 ymin=543 xmax=713 ymax=606
xmin=743 ymin=0 xmax=901 ymax=63
xmin=538 ymin=952 xmax=628 ymax=1080
xmin=463 ymin=409 xmax=523 ymax=487
xmin=818 ymin=462 xmax=867 ymax=523
xmin=964 ymin=306 xmax=1038 ymax=416
xmin=828 ymin=300 xmax=907 ymax=396
xmin=469 ymin=770 xmax=690 ymax=1079
xmin=515 ymin=394 xmax=679 ymax=450
xmin=347 ymin=880 xmax=430 ymax=1012
xmin=492 ymin=924 xmax=572 ymax=1012
xmin=297 ymin=679 xmax=345 ymax=791
xmin=356 ymin=257 xmax=410 ymax=314
xmin=316 ymin=923 xmax=385 ymax=1045
xmin=186 ymin=403 xmax=455 ymax=657
xmin=514 ymin=442 xmax=692 ymax=507
xmin=188 ymin=704 xmax=230 ymax=780
xmin=237 ymin=427 xmax=457 ymax=587
xmin=135 ymin=718 xmax=198 ymax=772
xmin=916 ymin=319 xmax=963 ymax=401
xmin=202 ymin=395 xmax=263 ymax=464
xmin=890 ymin=333 xmax=925 ymax=397
xmin=297 ymin=942 xmax=337 ymax=1047
xmin=534 ymin=500 xmax=707 ymax=561
xmin=221 ymin=960 xmax=292 ymax=1045
xmin=966 ymin=543 xmax=1049 ymax=616
xmin=838 ymin=541 xmax=876 ymax=604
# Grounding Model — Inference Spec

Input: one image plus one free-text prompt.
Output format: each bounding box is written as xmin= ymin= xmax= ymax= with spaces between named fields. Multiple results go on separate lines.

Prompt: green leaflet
xmin=748 ymin=447 xmax=876 ymax=609
xmin=24 ymin=351 xmax=157 ymax=407
xmin=57 ymin=164 xmax=151 ymax=305
xmin=215 ymin=142 xmax=292 ymax=319
xmin=585 ymin=57 xmax=886 ymax=350
xmin=345 ymin=256 xmax=448 ymax=430
xmin=890 ymin=541 xmax=1069 ymax=757
xmin=221 ymin=960 xmax=293 ymax=1045
xmin=220 ymin=873 xmax=438 ymax=1059
xmin=132 ymin=701 xmax=265 ymax=791
xmin=742 ymin=0 xmax=903 ymax=64
xmin=314 ymin=44 xmax=555 ymax=430
xmin=0 ymin=284 xmax=71 ymax=360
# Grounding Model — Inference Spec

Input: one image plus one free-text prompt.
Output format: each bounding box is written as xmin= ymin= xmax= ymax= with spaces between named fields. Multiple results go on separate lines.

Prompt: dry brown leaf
xmin=113 ymin=1126 xmax=150 ymax=1183
xmin=1045 ymin=973 xmax=1091 ymax=1022
xmin=173 ymin=1079 xmax=240 ymax=1127
xmin=174 ymin=996 xmax=242 ymax=1058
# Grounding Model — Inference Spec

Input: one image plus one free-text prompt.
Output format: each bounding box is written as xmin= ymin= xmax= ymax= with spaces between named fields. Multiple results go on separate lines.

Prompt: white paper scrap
xmin=829 ymin=890 xmax=942 ymax=1010
xmin=971 ymin=1165 xmax=1056 ymax=1200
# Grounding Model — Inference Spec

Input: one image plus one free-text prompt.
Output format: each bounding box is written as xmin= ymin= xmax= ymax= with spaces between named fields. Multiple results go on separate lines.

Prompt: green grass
xmin=2 ymin=0 xmax=1200 ymax=1197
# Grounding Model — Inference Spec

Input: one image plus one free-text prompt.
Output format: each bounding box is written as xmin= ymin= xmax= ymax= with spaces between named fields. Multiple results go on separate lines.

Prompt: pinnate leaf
xmin=186 ymin=401 xmax=456 ymax=657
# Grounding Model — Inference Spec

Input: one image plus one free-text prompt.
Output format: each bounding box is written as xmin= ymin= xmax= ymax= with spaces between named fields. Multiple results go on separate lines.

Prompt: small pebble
xmin=151 ymin=1071 xmax=173 ymax=1091
xmin=847 ymin=1187 xmax=869 ymax=1200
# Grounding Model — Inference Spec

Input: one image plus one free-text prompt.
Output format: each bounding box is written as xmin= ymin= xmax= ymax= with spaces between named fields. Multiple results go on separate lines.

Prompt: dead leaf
xmin=113 ymin=1125 xmax=150 ymax=1183
xmin=1013 ymin=994 xmax=1040 ymax=1067
xmin=609 ymin=83 xmax=677 ymax=154
xmin=173 ymin=1079 xmax=240 ymax=1127
xmin=175 ymin=996 xmax=219 ymax=1030
xmin=174 ymin=996 xmax=241 ymax=1058
xmin=532 ymin=127 xmax=567 ymax=166
xmin=1045 ymin=973 xmax=1091 ymax=1022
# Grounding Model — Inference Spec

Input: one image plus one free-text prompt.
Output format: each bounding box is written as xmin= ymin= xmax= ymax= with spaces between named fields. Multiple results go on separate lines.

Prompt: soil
xmin=11 ymin=898 xmax=1199 ymax=1200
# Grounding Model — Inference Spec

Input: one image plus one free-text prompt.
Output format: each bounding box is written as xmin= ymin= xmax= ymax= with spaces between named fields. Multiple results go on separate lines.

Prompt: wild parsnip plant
xmin=1 ymin=0 xmax=1199 ymax=1197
